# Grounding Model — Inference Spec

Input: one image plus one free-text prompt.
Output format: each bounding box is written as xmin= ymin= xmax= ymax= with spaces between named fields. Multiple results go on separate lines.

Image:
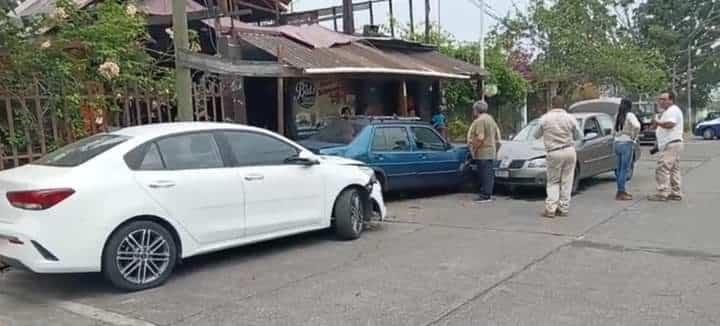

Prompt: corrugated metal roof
xmin=208 ymin=19 xmax=356 ymax=48
xmin=235 ymin=31 xmax=487 ymax=79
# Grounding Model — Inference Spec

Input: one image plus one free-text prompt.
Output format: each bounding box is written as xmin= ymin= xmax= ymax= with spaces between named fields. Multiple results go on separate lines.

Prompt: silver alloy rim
xmin=350 ymin=193 xmax=363 ymax=234
xmin=705 ymin=129 xmax=713 ymax=139
xmin=115 ymin=229 xmax=170 ymax=285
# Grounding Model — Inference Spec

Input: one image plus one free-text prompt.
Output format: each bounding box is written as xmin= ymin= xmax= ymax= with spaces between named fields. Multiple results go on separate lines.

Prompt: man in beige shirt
xmin=533 ymin=96 xmax=581 ymax=217
xmin=467 ymin=100 xmax=502 ymax=203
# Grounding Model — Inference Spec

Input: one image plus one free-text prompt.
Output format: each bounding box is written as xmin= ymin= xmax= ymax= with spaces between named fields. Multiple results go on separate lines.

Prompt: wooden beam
xmin=176 ymin=50 xmax=301 ymax=77
xmin=147 ymin=9 xmax=252 ymax=25
xmin=399 ymin=81 xmax=408 ymax=116
xmin=277 ymin=77 xmax=285 ymax=135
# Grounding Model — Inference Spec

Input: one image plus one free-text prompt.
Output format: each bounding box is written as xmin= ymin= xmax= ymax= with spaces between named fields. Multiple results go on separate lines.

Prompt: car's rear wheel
xmin=334 ymin=188 xmax=365 ymax=240
xmin=703 ymin=128 xmax=716 ymax=140
xmin=571 ymin=164 xmax=581 ymax=195
xmin=103 ymin=221 xmax=177 ymax=291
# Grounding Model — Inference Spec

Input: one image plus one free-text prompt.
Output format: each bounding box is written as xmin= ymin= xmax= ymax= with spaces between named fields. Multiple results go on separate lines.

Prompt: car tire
xmin=571 ymin=165 xmax=581 ymax=195
xmin=703 ymin=128 xmax=715 ymax=140
xmin=334 ymin=188 xmax=365 ymax=241
xmin=103 ymin=221 xmax=178 ymax=292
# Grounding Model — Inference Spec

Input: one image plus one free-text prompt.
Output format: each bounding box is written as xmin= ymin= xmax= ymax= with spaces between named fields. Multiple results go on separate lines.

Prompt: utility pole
xmin=479 ymin=0 xmax=485 ymax=70
xmin=388 ymin=0 xmax=395 ymax=38
xmin=342 ymin=0 xmax=354 ymax=34
xmin=172 ymin=0 xmax=193 ymax=121
xmin=424 ymin=0 xmax=430 ymax=43
xmin=687 ymin=44 xmax=693 ymax=129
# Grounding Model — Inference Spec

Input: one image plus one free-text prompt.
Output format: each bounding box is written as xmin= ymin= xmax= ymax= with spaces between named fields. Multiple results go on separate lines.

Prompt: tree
xmin=0 ymin=0 xmax=173 ymax=148
xmin=393 ymin=21 xmax=529 ymax=136
xmin=507 ymin=0 xmax=668 ymax=98
xmin=636 ymin=0 xmax=720 ymax=109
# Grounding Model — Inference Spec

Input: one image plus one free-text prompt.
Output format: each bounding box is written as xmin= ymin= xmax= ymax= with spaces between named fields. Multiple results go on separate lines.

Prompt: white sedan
xmin=0 ymin=122 xmax=385 ymax=291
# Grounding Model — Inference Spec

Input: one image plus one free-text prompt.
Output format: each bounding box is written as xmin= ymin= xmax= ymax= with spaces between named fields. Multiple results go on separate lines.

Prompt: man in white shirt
xmin=649 ymin=91 xmax=684 ymax=201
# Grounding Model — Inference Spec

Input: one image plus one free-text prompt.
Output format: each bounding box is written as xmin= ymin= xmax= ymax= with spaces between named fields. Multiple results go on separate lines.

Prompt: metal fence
xmin=0 ymin=74 xmax=228 ymax=170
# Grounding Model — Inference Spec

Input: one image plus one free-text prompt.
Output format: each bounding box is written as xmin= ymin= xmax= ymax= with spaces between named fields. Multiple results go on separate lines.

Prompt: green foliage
xmin=636 ymin=0 xmax=720 ymax=108
xmin=510 ymin=0 xmax=668 ymax=96
xmin=0 ymin=1 xmax=174 ymax=147
xmin=390 ymin=21 xmax=529 ymax=126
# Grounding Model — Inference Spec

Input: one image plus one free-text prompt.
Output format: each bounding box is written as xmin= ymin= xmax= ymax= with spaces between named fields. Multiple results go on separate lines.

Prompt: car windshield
xmin=513 ymin=118 xmax=583 ymax=142
xmin=308 ymin=119 xmax=367 ymax=144
xmin=513 ymin=120 xmax=541 ymax=142
xmin=35 ymin=134 xmax=129 ymax=167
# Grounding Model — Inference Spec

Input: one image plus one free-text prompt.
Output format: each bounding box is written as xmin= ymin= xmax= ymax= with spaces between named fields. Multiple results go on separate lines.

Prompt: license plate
xmin=495 ymin=170 xmax=509 ymax=178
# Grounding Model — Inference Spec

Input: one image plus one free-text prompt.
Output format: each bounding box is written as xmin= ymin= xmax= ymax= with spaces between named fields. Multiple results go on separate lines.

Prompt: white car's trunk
xmin=0 ymin=164 xmax=73 ymax=224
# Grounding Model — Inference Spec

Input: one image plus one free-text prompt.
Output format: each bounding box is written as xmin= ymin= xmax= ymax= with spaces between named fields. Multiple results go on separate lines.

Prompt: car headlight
xmin=527 ymin=158 xmax=547 ymax=168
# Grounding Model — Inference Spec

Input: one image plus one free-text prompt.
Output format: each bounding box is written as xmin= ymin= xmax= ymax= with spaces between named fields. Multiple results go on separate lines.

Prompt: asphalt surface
xmin=1 ymin=139 xmax=720 ymax=326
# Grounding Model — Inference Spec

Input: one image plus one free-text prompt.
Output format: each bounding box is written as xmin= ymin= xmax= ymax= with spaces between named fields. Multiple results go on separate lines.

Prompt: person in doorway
xmin=467 ymin=100 xmax=502 ymax=203
xmin=614 ymin=98 xmax=641 ymax=201
xmin=648 ymin=91 xmax=684 ymax=201
xmin=340 ymin=106 xmax=352 ymax=119
xmin=431 ymin=106 xmax=449 ymax=140
xmin=533 ymin=96 xmax=581 ymax=218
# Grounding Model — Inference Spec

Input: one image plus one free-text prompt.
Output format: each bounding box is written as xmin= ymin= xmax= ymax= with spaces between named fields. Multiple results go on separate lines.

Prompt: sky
xmin=291 ymin=0 xmax=529 ymax=42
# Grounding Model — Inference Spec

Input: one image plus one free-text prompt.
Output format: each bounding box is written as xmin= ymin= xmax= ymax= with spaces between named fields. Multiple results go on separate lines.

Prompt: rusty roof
xmin=235 ymin=31 xmax=487 ymax=79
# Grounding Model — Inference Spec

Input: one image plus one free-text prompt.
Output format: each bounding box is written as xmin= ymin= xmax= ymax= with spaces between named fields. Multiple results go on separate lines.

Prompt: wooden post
xmin=332 ymin=7 xmax=338 ymax=31
xmin=424 ymin=0 xmax=430 ymax=43
xmin=388 ymin=0 xmax=395 ymax=38
xmin=172 ymin=0 xmax=193 ymax=121
xmin=342 ymin=0 xmax=354 ymax=34
xmin=277 ymin=77 xmax=285 ymax=135
xmin=398 ymin=81 xmax=408 ymax=116
xmin=409 ymin=0 xmax=415 ymax=35
xmin=369 ymin=1 xmax=374 ymax=25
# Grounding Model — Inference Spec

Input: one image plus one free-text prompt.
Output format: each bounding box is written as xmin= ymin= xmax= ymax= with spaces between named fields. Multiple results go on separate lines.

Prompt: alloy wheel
xmin=115 ymin=229 xmax=171 ymax=285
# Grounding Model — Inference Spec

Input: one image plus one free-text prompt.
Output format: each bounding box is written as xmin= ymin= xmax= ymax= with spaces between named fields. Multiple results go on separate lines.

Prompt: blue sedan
xmin=299 ymin=117 xmax=471 ymax=192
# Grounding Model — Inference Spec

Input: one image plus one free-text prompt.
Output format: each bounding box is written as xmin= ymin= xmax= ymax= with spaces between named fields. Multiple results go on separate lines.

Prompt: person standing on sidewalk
xmin=534 ymin=96 xmax=581 ymax=217
xmin=648 ymin=91 xmax=684 ymax=202
xmin=614 ymin=98 xmax=641 ymax=201
xmin=467 ymin=100 xmax=501 ymax=203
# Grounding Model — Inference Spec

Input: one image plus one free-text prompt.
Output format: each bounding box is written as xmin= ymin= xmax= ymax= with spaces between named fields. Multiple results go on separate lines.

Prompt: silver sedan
xmin=494 ymin=112 xmax=641 ymax=193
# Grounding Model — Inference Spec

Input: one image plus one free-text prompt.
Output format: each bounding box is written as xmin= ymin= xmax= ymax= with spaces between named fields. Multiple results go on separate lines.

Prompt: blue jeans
xmin=473 ymin=160 xmax=495 ymax=199
xmin=615 ymin=141 xmax=634 ymax=193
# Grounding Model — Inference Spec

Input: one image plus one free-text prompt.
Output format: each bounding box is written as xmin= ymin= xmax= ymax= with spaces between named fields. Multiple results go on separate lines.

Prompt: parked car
xmin=495 ymin=112 xmax=641 ymax=193
xmin=0 ymin=122 xmax=385 ymax=291
xmin=694 ymin=112 xmax=720 ymax=140
xmin=299 ymin=116 xmax=471 ymax=192
xmin=568 ymin=98 xmax=657 ymax=146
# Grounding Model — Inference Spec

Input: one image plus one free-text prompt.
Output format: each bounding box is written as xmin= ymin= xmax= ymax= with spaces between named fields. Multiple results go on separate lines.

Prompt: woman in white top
xmin=614 ymin=98 xmax=641 ymax=200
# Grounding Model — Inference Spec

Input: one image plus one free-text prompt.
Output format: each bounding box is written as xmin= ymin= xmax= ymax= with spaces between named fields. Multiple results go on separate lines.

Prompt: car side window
xmin=371 ymin=127 xmax=411 ymax=152
xmin=139 ymin=143 xmax=165 ymax=170
xmin=597 ymin=115 xmax=614 ymax=136
xmin=411 ymin=127 xmax=446 ymax=151
xmin=584 ymin=118 xmax=601 ymax=138
xmin=221 ymin=131 xmax=299 ymax=166
xmin=156 ymin=133 xmax=224 ymax=170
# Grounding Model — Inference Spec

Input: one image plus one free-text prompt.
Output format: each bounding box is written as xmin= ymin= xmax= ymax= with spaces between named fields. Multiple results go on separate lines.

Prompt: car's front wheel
xmin=103 ymin=221 xmax=178 ymax=291
xmin=703 ymin=128 xmax=716 ymax=140
xmin=334 ymin=188 xmax=365 ymax=240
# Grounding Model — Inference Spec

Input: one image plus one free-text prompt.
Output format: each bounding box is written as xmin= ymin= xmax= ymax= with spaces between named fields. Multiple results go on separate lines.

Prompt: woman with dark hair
xmin=614 ymin=98 xmax=641 ymax=200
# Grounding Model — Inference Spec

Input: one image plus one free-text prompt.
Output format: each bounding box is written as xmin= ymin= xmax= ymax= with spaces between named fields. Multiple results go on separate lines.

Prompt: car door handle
xmin=148 ymin=181 xmax=176 ymax=189
xmin=374 ymin=154 xmax=385 ymax=161
xmin=419 ymin=154 xmax=428 ymax=159
xmin=244 ymin=174 xmax=265 ymax=181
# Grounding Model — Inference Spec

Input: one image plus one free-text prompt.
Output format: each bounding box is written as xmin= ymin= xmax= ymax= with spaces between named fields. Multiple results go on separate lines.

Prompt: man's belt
xmin=662 ymin=139 xmax=682 ymax=151
xmin=548 ymin=144 xmax=572 ymax=153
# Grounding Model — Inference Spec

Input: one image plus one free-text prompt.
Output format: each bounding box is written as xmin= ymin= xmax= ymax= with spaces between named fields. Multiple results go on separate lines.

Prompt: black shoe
xmin=475 ymin=196 xmax=494 ymax=203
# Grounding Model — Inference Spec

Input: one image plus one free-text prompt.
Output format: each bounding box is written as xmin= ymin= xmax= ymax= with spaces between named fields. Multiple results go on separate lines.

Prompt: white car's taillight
xmin=6 ymin=188 xmax=75 ymax=210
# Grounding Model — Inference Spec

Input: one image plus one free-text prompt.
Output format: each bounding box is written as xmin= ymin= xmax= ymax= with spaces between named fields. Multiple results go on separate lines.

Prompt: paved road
xmin=2 ymin=140 xmax=720 ymax=326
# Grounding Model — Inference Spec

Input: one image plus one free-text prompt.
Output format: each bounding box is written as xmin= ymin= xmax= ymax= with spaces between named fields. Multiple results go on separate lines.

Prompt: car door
xmin=218 ymin=130 xmax=325 ymax=237
xmin=580 ymin=117 xmax=606 ymax=176
xmin=367 ymin=126 xmax=419 ymax=191
xmin=409 ymin=126 xmax=461 ymax=186
xmin=596 ymin=114 xmax=618 ymax=172
xmin=131 ymin=132 xmax=246 ymax=245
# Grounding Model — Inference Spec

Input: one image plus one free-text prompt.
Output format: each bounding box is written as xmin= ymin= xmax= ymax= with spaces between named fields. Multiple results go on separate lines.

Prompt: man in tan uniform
xmin=467 ymin=100 xmax=502 ymax=203
xmin=534 ymin=96 xmax=581 ymax=217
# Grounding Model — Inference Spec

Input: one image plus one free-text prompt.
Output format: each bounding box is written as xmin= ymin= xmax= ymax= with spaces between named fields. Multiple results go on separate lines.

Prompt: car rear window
xmin=35 ymin=134 xmax=129 ymax=167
